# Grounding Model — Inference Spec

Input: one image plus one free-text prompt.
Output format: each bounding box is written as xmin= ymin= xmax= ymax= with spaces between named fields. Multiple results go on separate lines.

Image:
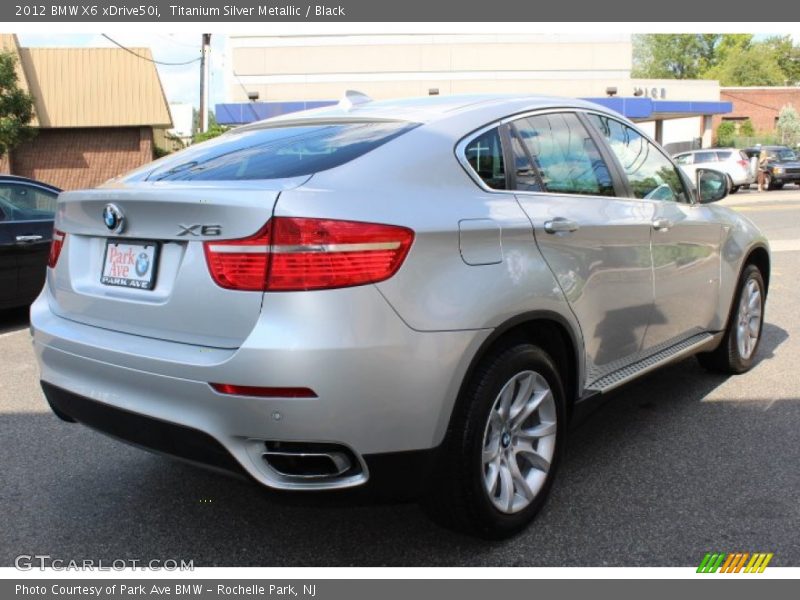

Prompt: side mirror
xmin=696 ymin=168 xmax=729 ymax=204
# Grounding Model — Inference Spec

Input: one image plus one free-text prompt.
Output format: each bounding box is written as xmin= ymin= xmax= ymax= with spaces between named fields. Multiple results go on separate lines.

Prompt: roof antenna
xmin=339 ymin=90 xmax=372 ymax=111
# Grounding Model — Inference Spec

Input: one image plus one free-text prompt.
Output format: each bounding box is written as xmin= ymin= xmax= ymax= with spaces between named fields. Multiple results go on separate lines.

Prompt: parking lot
xmin=1 ymin=187 xmax=798 ymax=567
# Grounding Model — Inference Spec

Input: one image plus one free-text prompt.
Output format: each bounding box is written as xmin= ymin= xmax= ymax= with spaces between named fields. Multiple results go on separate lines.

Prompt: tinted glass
xmin=464 ymin=127 xmax=506 ymax=190
xmin=511 ymin=112 xmax=615 ymax=196
xmin=508 ymin=127 xmax=543 ymax=192
xmin=716 ymin=151 xmax=733 ymax=160
xmin=587 ymin=114 xmax=687 ymax=203
xmin=0 ymin=183 xmax=57 ymax=222
xmin=134 ymin=122 xmax=417 ymax=182
xmin=674 ymin=154 xmax=692 ymax=165
xmin=769 ymin=147 xmax=797 ymax=161
xmin=695 ymin=151 xmax=718 ymax=163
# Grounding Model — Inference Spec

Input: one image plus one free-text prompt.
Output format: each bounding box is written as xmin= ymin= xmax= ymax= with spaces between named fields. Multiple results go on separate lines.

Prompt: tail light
xmin=738 ymin=159 xmax=749 ymax=169
xmin=48 ymin=229 xmax=65 ymax=268
xmin=204 ymin=217 xmax=414 ymax=291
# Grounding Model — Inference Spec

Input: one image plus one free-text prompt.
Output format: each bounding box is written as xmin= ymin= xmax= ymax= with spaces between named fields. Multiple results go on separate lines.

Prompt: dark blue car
xmin=0 ymin=175 xmax=60 ymax=309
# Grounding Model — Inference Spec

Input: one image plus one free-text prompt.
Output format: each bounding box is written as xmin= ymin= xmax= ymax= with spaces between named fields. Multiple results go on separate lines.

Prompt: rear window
xmin=137 ymin=121 xmax=417 ymax=182
xmin=695 ymin=151 xmax=718 ymax=163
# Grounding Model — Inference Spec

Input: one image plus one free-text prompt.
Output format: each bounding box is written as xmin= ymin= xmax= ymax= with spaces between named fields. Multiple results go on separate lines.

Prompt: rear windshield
xmin=135 ymin=121 xmax=417 ymax=182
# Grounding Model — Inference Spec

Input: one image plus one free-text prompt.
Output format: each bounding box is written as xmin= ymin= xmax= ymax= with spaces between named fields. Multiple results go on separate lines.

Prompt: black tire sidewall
xmin=727 ymin=265 xmax=765 ymax=372
xmin=463 ymin=344 xmax=566 ymax=537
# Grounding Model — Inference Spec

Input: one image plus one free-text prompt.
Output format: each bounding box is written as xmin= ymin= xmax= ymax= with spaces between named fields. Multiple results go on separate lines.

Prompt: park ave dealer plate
xmin=101 ymin=240 xmax=159 ymax=290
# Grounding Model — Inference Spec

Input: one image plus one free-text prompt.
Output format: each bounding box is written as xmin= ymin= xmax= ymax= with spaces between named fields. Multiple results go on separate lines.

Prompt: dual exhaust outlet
xmin=261 ymin=441 xmax=358 ymax=480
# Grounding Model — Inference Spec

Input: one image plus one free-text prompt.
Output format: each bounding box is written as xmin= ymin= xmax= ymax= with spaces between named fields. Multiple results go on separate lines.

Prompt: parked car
xmin=0 ymin=175 xmax=60 ymax=310
xmin=743 ymin=145 xmax=800 ymax=190
xmin=673 ymin=148 xmax=755 ymax=193
xmin=32 ymin=95 xmax=770 ymax=538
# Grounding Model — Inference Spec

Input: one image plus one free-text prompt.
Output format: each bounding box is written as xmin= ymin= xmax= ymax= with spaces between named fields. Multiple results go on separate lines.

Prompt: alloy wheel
xmin=736 ymin=277 xmax=763 ymax=360
xmin=481 ymin=371 xmax=557 ymax=514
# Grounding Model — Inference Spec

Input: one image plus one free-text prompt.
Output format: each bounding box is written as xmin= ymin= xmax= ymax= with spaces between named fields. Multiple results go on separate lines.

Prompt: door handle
xmin=15 ymin=235 xmax=44 ymax=244
xmin=544 ymin=218 xmax=580 ymax=234
xmin=652 ymin=218 xmax=673 ymax=231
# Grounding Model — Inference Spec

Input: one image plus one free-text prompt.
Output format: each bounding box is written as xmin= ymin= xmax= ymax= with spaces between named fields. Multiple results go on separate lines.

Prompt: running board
xmin=586 ymin=332 xmax=720 ymax=394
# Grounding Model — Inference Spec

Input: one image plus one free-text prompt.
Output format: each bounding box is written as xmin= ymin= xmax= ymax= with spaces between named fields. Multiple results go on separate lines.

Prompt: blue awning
xmin=216 ymin=101 xmax=336 ymax=125
xmin=583 ymin=97 xmax=732 ymax=120
xmin=216 ymin=97 xmax=733 ymax=126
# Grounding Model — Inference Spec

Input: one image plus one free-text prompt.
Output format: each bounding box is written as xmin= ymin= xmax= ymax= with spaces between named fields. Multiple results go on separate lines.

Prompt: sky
xmin=18 ymin=33 xmax=226 ymax=110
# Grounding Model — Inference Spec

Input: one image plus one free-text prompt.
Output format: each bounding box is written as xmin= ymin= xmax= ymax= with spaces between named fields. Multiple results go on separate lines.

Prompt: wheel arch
xmin=447 ymin=312 xmax=583 ymax=434
xmin=745 ymin=244 xmax=770 ymax=293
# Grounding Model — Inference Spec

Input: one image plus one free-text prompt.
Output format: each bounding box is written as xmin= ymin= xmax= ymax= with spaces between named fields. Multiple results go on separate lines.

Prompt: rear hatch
xmin=49 ymin=180 xmax=305 ymax=348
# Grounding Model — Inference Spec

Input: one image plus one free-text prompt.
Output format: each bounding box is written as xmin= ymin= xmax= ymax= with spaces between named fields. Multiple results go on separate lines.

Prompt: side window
xmin=695 ymin=151 xmax=718 ymax=163
xmin=464 ymin=127 xmax=506 ymax=190
xmin=674 ymin=154 xmax=693 ymax=165
xmin=0 ymin=184 xmax=57 ymax=222
xmin=587 ymin=114 xmax=688 ymax=203
xmin=508 ymin=126 xmax=543 ymax=192
xmin=716 ymin=151 xmax=733 ymax=161
xmin=511 ymin=112 xmax=615 ymax=196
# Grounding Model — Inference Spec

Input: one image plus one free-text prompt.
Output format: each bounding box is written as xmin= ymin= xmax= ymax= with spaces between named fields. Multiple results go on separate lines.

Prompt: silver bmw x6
xmin=32 ymin=94 xmax=769 ymax=538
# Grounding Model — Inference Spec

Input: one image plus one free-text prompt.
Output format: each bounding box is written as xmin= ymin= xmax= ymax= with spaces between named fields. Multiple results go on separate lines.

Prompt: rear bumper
xmin=31 ymin=288 xmax=488 ymax=491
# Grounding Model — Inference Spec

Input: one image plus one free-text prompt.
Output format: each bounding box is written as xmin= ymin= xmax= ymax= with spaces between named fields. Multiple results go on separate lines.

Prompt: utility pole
xmin=199 ymin=33 xmax=211 ymax=133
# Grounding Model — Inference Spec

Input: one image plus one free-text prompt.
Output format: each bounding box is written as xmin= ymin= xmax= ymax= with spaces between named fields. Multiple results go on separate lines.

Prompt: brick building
xmin=714 ymin=86 xmax=800 ymax=135
xmin=0 ymin=34 xmax=172 ymax=190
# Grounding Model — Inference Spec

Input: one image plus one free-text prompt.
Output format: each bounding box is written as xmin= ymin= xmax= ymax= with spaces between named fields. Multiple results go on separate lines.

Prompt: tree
xmin=0 ymin=51 xmax=36 ymax=158
xmin=716 ymin=121 xmax=736 ymax=147
xmin=762 ymin=35 xmax=800 ymax=85
xmin=776 ymin=104 xmax=800 ymax=146
xmin=632 ymin=34 xmax=719 ymax=79
xmin=702 ymin=44 xmax=786 ymax=86
xmin=740 ymin=119 xmax=755 ymax=138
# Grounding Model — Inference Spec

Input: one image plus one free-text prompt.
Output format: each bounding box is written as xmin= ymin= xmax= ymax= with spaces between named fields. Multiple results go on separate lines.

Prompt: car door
xmin=0 ymin=181 xmax=57 ymax=307
xmin=508 ymin=111 xmax=656 ymax=384
xmin=585 ymin=114 xmax=722 ymax=352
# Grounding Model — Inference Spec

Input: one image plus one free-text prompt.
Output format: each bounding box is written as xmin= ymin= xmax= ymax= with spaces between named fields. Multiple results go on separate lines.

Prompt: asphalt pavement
xmin=1 ymin=186 xmax=798 ymax=567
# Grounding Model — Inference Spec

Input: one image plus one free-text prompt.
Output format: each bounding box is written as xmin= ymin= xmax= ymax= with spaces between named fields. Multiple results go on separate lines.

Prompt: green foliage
xmin=0 ymin=51 xmax=36 ymax=158
xmin=191 ymin=110 xmax=227 ymax=143
xmin=763 ymin=35 xmax=800 ymax=85
xmin=739 ymin=119 xmax=755 ymax=137
xmin=192 ymin=122 xmax=228 ymax=144
xmin=633 ymin=34 xmax=800 ymax=86
xmin=153 ymin=146 xmax=172 ymax=159
xmin=703 ymin=44 xmax=785 ymax=86
xmin=632 ymin=34 xmax=718 ymax=79
xmin=716 ymin=121 xmax=736 ymax=147
xmin=776 ymin=104 xmax=800 ymax=146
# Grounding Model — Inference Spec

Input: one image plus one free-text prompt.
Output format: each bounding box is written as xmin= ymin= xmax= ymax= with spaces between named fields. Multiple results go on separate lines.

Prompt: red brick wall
xmin=8 ymin=127 xmax=154 ymax=190
xmin=714 ymin=88 xmax=800 ymax=134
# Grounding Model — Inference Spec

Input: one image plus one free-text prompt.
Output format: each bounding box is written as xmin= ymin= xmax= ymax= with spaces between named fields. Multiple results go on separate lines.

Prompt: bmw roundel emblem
xmin=102 ymin=203 xmax=125 ymax=234
xmin=135 ymin=252 xmax=150 ymax=277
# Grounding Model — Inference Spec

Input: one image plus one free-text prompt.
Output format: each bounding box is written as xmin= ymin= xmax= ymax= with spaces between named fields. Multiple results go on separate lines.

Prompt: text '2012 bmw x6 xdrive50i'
xmin=32 ymin=94 xmax=770 ymax=538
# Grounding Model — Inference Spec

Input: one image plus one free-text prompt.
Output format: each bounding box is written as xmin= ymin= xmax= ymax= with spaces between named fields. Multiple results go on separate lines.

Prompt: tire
xmin=730 ymin=185 xmax=740 ymax=194
xmin=727 ymin=175 xmax=739 ymax=194
xmin=423 ymin=342 xmax=566 ymax=539
xmin=697 ymin=264 xmax=765 ymax=374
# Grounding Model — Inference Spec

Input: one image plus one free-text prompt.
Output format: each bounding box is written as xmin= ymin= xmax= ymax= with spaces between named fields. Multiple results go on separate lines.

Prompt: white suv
xmin=674 ymin=148 xmax=755 ymax=193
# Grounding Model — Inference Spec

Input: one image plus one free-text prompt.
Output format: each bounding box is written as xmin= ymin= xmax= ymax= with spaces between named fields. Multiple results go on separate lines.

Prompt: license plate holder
xmin=101 ymin=239 xmax=159 ymax=290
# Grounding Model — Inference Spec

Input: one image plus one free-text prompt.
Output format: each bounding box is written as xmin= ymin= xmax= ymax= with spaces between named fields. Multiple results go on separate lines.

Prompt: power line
xmin=101 ymin=34 xmax=201 ymax=66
